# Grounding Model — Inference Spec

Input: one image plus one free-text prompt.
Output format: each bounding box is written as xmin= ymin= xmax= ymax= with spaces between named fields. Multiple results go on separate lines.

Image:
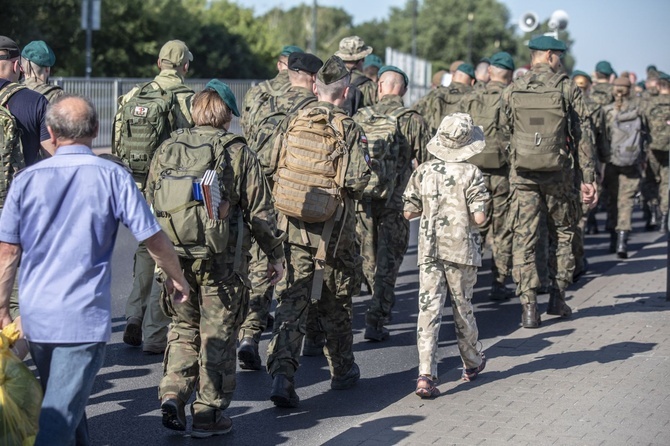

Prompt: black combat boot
xmin=616 ymin=230 xmax=628 ymax=259
xmin=302 ymin=334 xmax=326 ymax=357
xmin=547 ymin=289 xmax=573 ymax=317
xmin=238 ymin=338 xmax=262 ymax=370
xmin=608 ymin=231 xmax=617 ymax=254
xmin=489 ymin=281 xmax=514 ymax=301
xmin=646 ymin=205 xmax=659 ymax=231
xmin=521 ymin=294 xmax=540 ymax=328
xmin=585 ymin=213 xmax=599 ymax=234
xmin=660 ymin=213 xmax=668 ymax=234
xmin=270 ymin=374 xmax=299 ymax=408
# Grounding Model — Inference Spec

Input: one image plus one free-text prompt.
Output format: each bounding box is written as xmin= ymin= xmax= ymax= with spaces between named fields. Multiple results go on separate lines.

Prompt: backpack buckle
xmin=534 ymin=133 xmax=542 ymax=146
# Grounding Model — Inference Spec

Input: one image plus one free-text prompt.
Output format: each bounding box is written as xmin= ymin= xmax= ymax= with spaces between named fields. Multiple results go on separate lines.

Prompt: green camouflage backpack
xmin=112 ymin=81 xmax=193 ymax=180
xmin=646 ymin=95 xmax=670 ymax=152
xmin=604 ymin=105 xmax=644 ymax=166
xmin=509 ymin=72 xmax=570 ymax=172
xmin=354 ymin=106 xmax=411 ymax=201
xmin=0 ymin=83 xmax=27 ymax=208
xmin=249 ymin=93 xmax=316 ymax=177
xmin=590 ymin=83 xmax=615 ymax=106
xmin=151 ymin=128 xmax=242 ymax=259
xmin=462 ymin=89 xmax=506 ymax=169
xmin=32 ymin=83 xmax=64 ymax=103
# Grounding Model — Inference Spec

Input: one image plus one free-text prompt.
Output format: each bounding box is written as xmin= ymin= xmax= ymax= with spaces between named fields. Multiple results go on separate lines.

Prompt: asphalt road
xmin=81 ymin=209 xmax=662 ymax=446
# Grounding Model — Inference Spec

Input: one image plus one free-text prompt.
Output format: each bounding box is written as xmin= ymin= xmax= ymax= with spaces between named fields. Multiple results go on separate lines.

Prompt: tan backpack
xmin=273 ymin=106 xmax=349 ymax=223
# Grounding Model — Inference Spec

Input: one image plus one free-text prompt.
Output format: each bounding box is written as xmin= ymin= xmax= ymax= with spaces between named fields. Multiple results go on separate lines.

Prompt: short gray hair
xmin=46 ymin=94 xmax=98 ymax=139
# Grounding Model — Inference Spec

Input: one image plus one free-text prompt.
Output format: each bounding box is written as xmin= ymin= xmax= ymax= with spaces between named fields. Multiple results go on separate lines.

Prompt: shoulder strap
xmin=288 ymin=95 xmax=316 ymax=115
xmin=0 ymin=83 xmax=27 ymax=107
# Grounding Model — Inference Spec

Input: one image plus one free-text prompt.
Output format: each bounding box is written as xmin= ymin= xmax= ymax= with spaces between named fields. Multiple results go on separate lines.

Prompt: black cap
xmin=289 ymin=52 xmax=324 ymax=74
xmin=0 ymin=36 xmax=20 ymax=60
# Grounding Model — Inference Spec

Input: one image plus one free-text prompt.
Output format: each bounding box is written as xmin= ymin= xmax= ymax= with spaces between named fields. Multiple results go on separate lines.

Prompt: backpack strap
xmin=0 ymin=83 xmax=27 ymax=108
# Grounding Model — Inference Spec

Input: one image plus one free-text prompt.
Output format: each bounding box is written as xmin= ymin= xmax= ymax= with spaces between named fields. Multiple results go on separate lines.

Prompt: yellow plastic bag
xmin=0 ymin=322 xmax=43 ymax=446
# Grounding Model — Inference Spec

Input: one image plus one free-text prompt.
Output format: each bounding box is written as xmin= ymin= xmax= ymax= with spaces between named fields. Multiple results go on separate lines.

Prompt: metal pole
xmin=311 ymin=0 xmax=317 ymax=54
xmin=85 ymin=0 xmax=92 ymax=79
xmin=411 ymin=0 xmax=417 ymax=90
xmin=467 ymin=12 xmax=474 ymax=64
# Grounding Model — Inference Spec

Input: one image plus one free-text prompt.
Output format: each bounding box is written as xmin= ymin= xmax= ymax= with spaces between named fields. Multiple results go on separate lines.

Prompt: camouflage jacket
xmin=351 ymin=68 xmax=378 ymax=107
xmin=354 ymin=94 xmax=432 ymax=210
xmin=590 ymin=82 xmax=615 ymax=106
xmin=403 ymin=159 xmax=489 ymax=267
xmin=22 ymin=77 xmax=65 ymax=103
xmin=240 ymin=70 xmax=291 ymax=136
xmin=500 ymin=63 xmax=597 ymax=185
xmin=265 ymin=85 xmax=317 ymax=149
xmin=281 ymin=101 xmax=371 ymax=256
xmin=413 ymin=81 xmax=473 ymax=135
xmin=145 ymin=126 xmax=285 ymax=283
xmin=641 ymin=92 xmax=670 ymax=152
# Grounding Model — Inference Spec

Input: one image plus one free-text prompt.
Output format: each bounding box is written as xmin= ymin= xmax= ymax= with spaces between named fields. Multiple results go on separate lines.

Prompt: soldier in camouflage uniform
xmin=116 ymin=40 xmax=195 ymax=354
xmin=473 ymin=57 xmax=490 ymax=91
xmin=237 ymin=52 xmax=322 ymax=369
xmin=240 ymin=45 xmax=304 ymax=137
xmin=335 ymin=36 xmax=378 ymax=110
xmin=414 ymin=63 xmax=475 ymax=134
xmin=403 ymin=113 xmax=489 ymax=399
xmin=266 ymin=56 xmax=371 ymax=407
xmin=500 ymin=36 xmax=598 ymax=328
xmin=363 ymin=54 xmax=383 ymax=83
xmin=460 ymin=51 xmax=515 ymax=301
xmin=602 ymin=76 xmax=649 ymax=258
xmin=591 ymin=61 xmax=616 ymax=106
xmin=354 ymin=66 xmax=432 ymax=341
xmin=20 ymin=40 xmax=64 ymax=102
xmin=153 ymin=82 xmax=285 ymax=437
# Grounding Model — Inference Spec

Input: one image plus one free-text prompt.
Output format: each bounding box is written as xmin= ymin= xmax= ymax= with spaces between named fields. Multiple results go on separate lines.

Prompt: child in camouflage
xmin=402 ymin=113 xmax=490 ymax=398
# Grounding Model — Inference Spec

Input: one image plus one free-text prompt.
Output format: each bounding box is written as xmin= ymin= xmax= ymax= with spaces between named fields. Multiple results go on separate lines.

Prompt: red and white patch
xmin=360 ymin=135 xmax=368 ymax=144
xmin=133 ymin=106 xmax=149 ymax=117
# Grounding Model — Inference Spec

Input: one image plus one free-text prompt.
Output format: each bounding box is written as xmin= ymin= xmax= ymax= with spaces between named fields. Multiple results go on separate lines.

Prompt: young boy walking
xmin=403 ymin=113 xmax=490 ymax=398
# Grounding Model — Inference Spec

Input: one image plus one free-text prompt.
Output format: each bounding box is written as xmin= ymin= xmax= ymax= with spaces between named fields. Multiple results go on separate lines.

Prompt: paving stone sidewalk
xmin=328 ymin=238 xmax=670 ymax=446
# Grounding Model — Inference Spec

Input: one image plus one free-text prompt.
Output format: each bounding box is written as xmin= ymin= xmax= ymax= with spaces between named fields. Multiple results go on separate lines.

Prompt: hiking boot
xmin=489 ymin=281 xmax=514 ymax=301
xmin=364 ymin=325 xmax=389 ymax=342
xmin=462 ymin=353 xmax=486 ymax=382
xmin=521 ymin=303 xmax=541 ymax=328
xmin=270 ymin=374 xmax=299 ymax=408
xmin=238 ymin=338 xmax=262 ymax=370
xmin=302 ymin=336 xmax=325 ymax=357
xmin=660 ymin=213 xmax=668 ymax=234
xmin=160 ymin=395 xmax=186 ymax=432
xmin=547 ymin=291 xmax=573 ymax=318
xmin=616 ymin=230 xmax=628 ymax=259
xmin=123 ymin=316 xmax=142 ymax=347
xmin=191 ymin=413 xmax=232 ymax=438
xmin=331 ymin=363 xmax=360 ymax=390
xmin=415 ymin=375 xmax=440 ymax=399
xmin=608 ymin=231 xmax=617 ymax=254
xmin=646 ymin=205 xmax=659 ymax=231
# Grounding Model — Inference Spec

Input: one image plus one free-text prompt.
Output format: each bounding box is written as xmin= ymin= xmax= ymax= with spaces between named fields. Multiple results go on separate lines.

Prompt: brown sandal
xmin=415 ymin=375 xmax=440 ymax=399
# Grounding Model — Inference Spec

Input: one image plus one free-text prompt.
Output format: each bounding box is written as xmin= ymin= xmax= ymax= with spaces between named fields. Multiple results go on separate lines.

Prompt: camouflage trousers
xmin=238 ymin=242 xmax=274 ymax=343
xmin=642 ymin=150 xmax=669 ymax=214
xmin=508 ymin=182 xmax=578 ymax=302
xmin=266 ymin=243 xmax=356 ymax=380
xmin=125 ymin=243 xmax=170 ymax=346
xmin=603 ymin=164 xmax=641 ymax=231
xmin=573 ymin=201 xmax=589 ymax=276
xmin=357 ymin=200 xmax=410 ymax=327
xmin=159 ymin=255 xmax=248 ymax=417
xmin=480 ymin=168 xmax=513 ymax=283
xmin=417 ymin=260 xmax=482 ymax=381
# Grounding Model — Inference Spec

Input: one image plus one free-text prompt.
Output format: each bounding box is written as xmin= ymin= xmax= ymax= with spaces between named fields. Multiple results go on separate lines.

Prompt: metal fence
xmin=51 ymin=77 xmax=258 ymax=148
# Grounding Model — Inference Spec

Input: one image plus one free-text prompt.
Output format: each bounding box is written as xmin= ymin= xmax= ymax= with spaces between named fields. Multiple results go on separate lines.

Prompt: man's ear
xmin=312 ymin=82 xmax=318 ymax=96
xmin=47 ymin=126 xmax=58 ymax=146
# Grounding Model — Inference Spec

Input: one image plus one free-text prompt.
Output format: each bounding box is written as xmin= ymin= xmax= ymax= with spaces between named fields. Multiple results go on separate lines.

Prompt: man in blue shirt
xmin=0 ymin=94 xmax=189 ymax=446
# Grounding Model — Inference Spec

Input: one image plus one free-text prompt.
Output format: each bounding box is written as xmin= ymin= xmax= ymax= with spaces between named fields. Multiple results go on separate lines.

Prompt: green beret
xmin=479 ymin=57 xmax=491 ymax=64
xmin=378 ymin=65 xmax=408 ymax=87
xmin=317 ymin=56 xmax=349 ymax=85
xmin=456 ymin=63 xmax=475 ymax=79
xmin=647 ymin=65 xmax=658 ymax=73
xmin=363 ymin=54 xmax=383 ymax=70
xmin=595 ymin=61 xmax=614 ymax=76
xmin=280 ymin=45 xmax=304 ymax=57
xmin=21 ymin=40 xmax=56 ymax=67
xmin=571 ymin=70 xmax=591 ymax=83
xmin=528 ymin=35 xmax=567 ymax=52
xmin=637 ymin=81 xmax=646 ymax=90
xmin=659 ymin=72 xmax=670 ymax=82
xmin=205 ymin=79 xmax=240 ymax=117
xmin=489 ymin=51 xmax=514 ymax=71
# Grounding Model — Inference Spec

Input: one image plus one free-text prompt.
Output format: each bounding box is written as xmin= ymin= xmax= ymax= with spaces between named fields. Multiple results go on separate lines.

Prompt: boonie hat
xmin=426 ymin=113 xmax=486 ymax=163
xmin=595 ymin=61 xmax=614 ymax=76
xmin=21 ymin=40 xmax=56 ymax=67
xmin=280 ymin=45 xmax=304 ymax=57
xmin=456 ymin=63 xmax=475 ymax=79
xmin=528 ymin=36 xmax=567 ymax=52
xmin=288 ymin=52 xmax=323 ymax=74
xmin=159 ymin=40 xmax=193 ymax=67
xmin=317 ymin=56 xmax=349 ymax=85
xmin=363 ymin=54 xmax=383 ymax=70
xmin=334 ymin=36 xmax=372 ymax=62
xmin=489 ymin=52 xmax=515 ymax=71
xmin=205 ymin=79 xmax=240 ymax=117
xmin=0 ymin=36 xmax=20 ymax=60
xmin=378 ymin=65 xmax=409 ymax=87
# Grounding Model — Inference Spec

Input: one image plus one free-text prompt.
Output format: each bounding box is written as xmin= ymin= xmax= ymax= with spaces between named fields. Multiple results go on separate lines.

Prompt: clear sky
xmin=242 ymin=0 xmax=670 ymax=79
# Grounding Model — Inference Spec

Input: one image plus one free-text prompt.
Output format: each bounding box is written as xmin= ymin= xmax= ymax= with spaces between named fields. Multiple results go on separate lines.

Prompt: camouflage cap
xmin=159 ymin=40 xmax=193 ymax=67
xmin=571 ymin=69 xmax=592 ymax=83
xmin=363 ymin=54 xmax=383 ymax=69
xmin=21 ymin=40 xmax=56 ymax=67
xmin=0 ymin=36 xmax=20 ymax=59
xmin=456 ymin=63 xmax=475 ymax=79
xmin=205 ymin=79 xmax=240 ymax=117
xmin=317 ymin=56 xmax=349 ymax=85
xmin=528 ymin=35 xmax=567 ymax=52
xmin=289 ymin=52 xmax=323 ymax=74
xmin=280 ymin=45 xmax=304 ymax=57
xmin=378 ymin=65 xmax=408 ymax=87
xmin=490 ymin=51 xmax=514 ymax=71
xmin=426 ymin=112 xmax=486 ymax=163
xmin=613 ymin=76 xmax=631 ymax=87
xmin=595 ymin=60 xmax=614 ymax=76
xmin=334 ymin=36 xmax=372 ymax=62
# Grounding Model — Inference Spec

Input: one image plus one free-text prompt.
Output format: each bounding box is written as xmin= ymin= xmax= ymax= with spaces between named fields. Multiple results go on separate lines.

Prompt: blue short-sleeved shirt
xmin=0 ymin=79 xmax=50 ymax=166
xmin=0 ymin=145 xmax=161 ymax=342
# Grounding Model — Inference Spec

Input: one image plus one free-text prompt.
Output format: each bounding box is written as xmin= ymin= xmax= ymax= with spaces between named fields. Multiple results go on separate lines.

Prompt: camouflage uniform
xmin=116 ymin=69 xmax=194 ymax=350
xmin=351 ymin=68 xmax=378 ymax=107
xmin=403 ymin=159 xmax=488 ymax=380
xmin=239 ymin=85 xmax=317 ymax=348
xmin=240 ymin=70 xmax=291 ymax=137
xmin=150 ymin=126 xmax=285 ymax=420
xmin=266 ymin=101 xmax=370 ymax=382
xmin=642 ymin=92 xmax=670 ymax=227
xmin=22 ymin=77 xmax=64 ymax=102
xmin=413 ymin=82 xmax=473 ymax=134
xmin=590 ymin=82 xmax=615 ymax=106
xmin=500 ymin=63 xmax=597 ymax=319
xmin=354 ymin=94 xmax=432 ymax=332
